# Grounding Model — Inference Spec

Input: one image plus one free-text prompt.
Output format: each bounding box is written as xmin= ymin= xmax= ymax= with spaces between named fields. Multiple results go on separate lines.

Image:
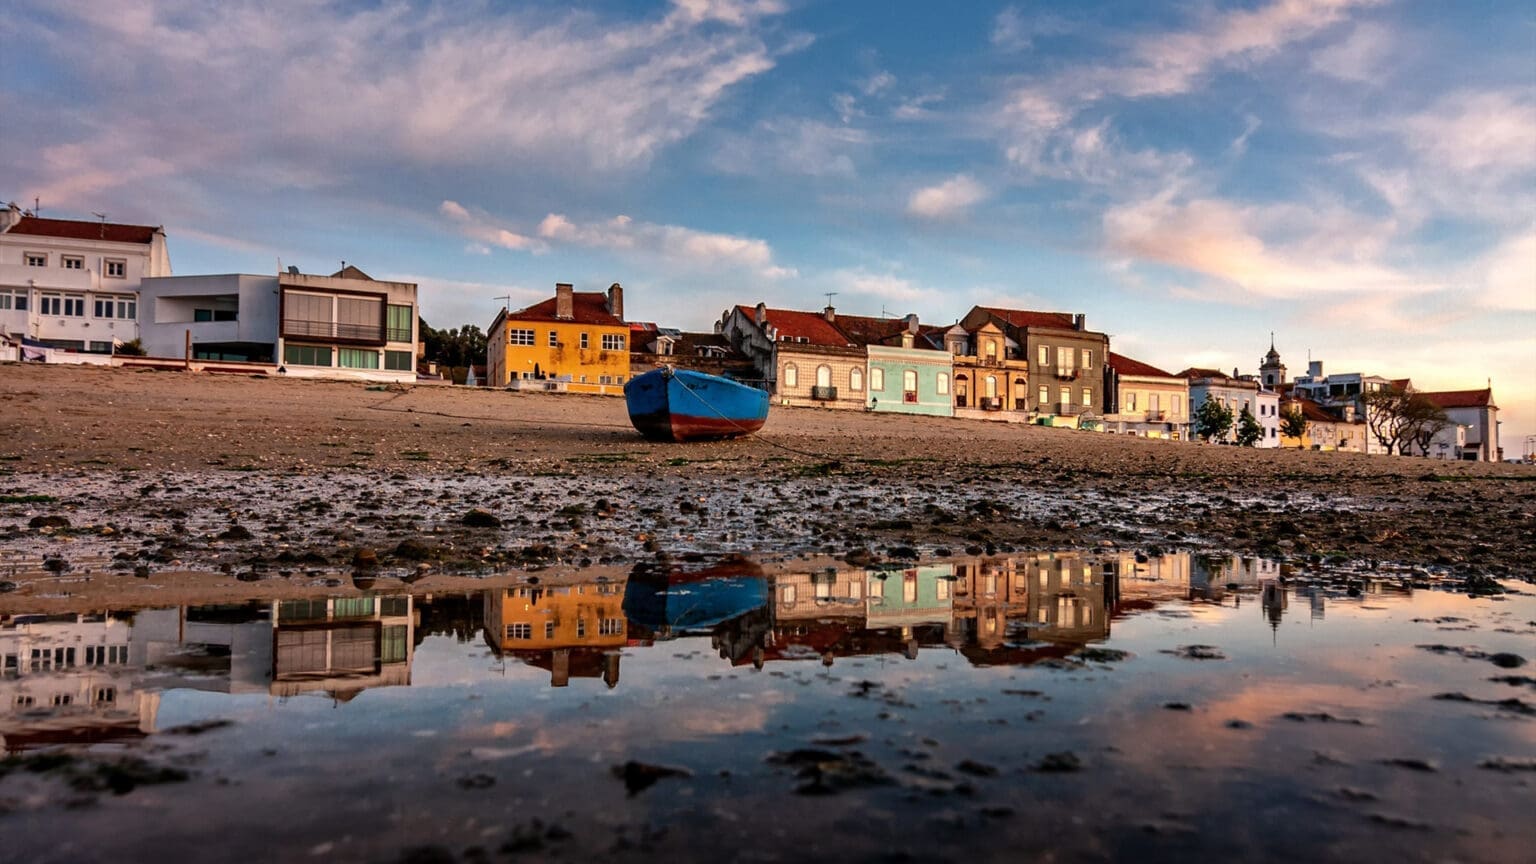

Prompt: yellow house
xmin=487 ymin=282 xmax=629 ymax=393
xmin=482 ymin=580 xmax=628 ymax=687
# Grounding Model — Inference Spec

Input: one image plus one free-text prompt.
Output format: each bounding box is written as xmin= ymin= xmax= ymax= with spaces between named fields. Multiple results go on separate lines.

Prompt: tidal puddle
xmin=2 ymin=552 xmax=1531 ymax=863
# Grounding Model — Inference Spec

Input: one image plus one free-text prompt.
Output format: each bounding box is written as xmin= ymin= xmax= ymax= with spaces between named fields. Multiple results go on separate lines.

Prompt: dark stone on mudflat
xmin=456 ymin=773 xmax=496 ymax=790
xmin=1033 ymin=751 xmax=1082 ymax=773
xmin=393 ymin=538 xmax=435 ymax=560
xmin=217 ymin=524 xmax=253 ymax=541
xmin=955 ymin=759 xmax=998 ymax=777
xmin=1281 ymin=712 xmax=1368 ymax=726
xmin=462 ymin=509 xmax=502 ymax=529
xmin=1478 ymin=757 xmax=1536 ymax=772
xmin=613 ymin=760 xmax=691 ymax=795
xmin=1163 ymin=702 xmax=1193 ymax=711
xmin=1489 ymin=652 xmax=1526 ymax=669
xmin=1162 ymin=645 xmax=1227 ymax=660
xmin=1225 ymin=719 xmax=1254 ymax=730
xmin=1378 ymin=758 xmax=1437 ymax=772
xmin=29 ymin=515 xmax=70 ymax=529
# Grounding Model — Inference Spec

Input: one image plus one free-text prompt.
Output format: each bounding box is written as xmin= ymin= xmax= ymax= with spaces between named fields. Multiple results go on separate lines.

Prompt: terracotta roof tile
xmin=974 ymin=306 xmax=1076 ymax=330
xmin=831 ymin=313 xmax=912 ymax=347
xmin=509 ymin=292 xmax=623 ymax=326
xmin=6 ymin=216 xmax=159 ymax=244
xmin=1108 ymin=352 xmax=1175 ymax=378
xmin=1420 ymin=388 xmax=1495 ymax=409
xmin=735 ymin=305 xmax=852 ymax=347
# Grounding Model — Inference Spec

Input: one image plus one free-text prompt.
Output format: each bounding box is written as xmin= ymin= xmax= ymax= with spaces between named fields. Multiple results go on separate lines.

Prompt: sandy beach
xmin=1 ymin=363 xmax=1531 ymax=609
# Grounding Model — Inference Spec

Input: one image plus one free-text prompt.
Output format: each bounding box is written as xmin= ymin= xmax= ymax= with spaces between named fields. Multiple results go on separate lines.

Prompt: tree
xmin=1404 ymin=395 xmax=1453 ymax=458
xmin=1193 ymin=397 xmax=1234 ymax=443
xmin=114 ymin=338 xmax=146 ymax=357
xmin=1235 ymin=405 xmax=1263 ymax=447
xmin=1362 ymin=386 xmax=1415 ymax=455
xmin=419 ymin=319 xmax=486 ymax=369
xmin=1280 ymin=406 xmax=1308 ymax=446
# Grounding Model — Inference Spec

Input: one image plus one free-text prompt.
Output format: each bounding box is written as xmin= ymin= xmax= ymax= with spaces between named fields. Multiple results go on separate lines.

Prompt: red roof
xmin=1282 ymin=397 xmax=1342 ymax=423
xmin=974 ymin=306 xmax=1075 ymax=330
xmin=831 ymin=313 xmax=912 ymax=347
xmin=736 ymin=305 xmax=851 ymax=347
xmin=1109 ymin=352 xmax=1174 ymax=378
xmin=1421 ymin=388 xmax=1495 ymax=409
xmin=509 ymin=292 xmax=623 ymax=326
xmin=5 ymin=216 xmax=159 ymax=244
xmin=1176 ymin=367 xmax=1228 ymax=381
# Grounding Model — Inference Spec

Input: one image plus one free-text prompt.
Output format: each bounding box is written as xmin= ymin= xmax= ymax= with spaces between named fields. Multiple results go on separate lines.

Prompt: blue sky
xmin=5 ymin=0 xmax=1534 ymax=448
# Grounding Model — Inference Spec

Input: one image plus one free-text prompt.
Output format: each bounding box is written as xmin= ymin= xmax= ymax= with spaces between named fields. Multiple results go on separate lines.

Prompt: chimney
xmin=606 ymin=282 xmax=623 ymax=321
xmin=823 ymin=305 xmax=836 ymax=323
xmin=904 ymin=313 xmax=919 ymax=334
xmin=755 ymin=302 xmax=767 ymax=325
xmin=1073 ymin=313 xmax=1085 ymax=330
xmin=555 ymin=283 xmax=574 ymax=320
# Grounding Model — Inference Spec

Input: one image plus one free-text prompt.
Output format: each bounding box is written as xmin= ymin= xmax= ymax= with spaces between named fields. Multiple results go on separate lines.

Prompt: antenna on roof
xmin=92 ymin=212 xmax=106 ymax=238
xmin=34 ymin=197 xmax=40 ymax=217
xmin=493 ymin=295 xmax=511 ymax=310
xmin=824 ymin=292 xmax=838 ymax=307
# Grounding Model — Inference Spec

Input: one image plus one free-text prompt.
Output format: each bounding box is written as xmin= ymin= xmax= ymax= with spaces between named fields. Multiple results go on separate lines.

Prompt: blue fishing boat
xmin=623 ymin=366 xmax=769 ymax=442
xmin=622 ymin=559 xmax=769 ymax=636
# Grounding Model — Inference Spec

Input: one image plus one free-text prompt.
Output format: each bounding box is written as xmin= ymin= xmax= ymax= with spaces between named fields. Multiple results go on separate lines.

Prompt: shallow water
xmin=2 ymin=552 xmax=1532 ymax=863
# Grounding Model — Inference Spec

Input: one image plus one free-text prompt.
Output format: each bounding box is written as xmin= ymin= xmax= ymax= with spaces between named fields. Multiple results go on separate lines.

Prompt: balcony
xmin=1147 ymin=409 xmax=1165 ymax=421
xmin=1056 ymin=402 xmax=1081 ymax=416
xmin=903 ymin=391 xmax=918 ymax=404
xmin=1054 ymin=367 xmax=1079 ymax=381
xmin=810 ymin=385 xmax=838 ymax=401
xmin=980 ymin=397 xmax=1002 ymax=411
xmin=282 ymin=318 xmax=385 ymax=344
xmin=1014 ymin=398 xmax=1028 ymax=411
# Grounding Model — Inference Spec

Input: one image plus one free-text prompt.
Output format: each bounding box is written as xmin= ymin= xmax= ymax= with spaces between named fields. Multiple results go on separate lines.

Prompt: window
xmin=936 ymin=373 xmax=950 ymax=395
xmin=41 ymin=294 xmax=84 ymax=316
xmin=105 ymin=259 xmax=126 ymax=278
xmin=508 ymin=328 xmax=535 ymax=346
xmin=579 ymin=332 xmax=590 ymax=349
xmin=62 ymin=255 xmax=83 ymax=270
xmin=850 ymin=367 xmax=864 ymax=391
xmin=545 ymin=622 xmax=556 ymax=639
xmin=783 ymin=363 xmax=798 ymax=387
xmin=194 ymin=308 xmax=236 ymax=322
xmin=507 ymin=623 xmax=532 ymax=640
xmin=1081 ymin=389 xmax=1092 ymax=407
xmin=816 ymin=365 xmax=832 ymax=388
xmin=1058 ymin=386 xmax=1070 ymax=406
xmin=0 ymin=291 xmax=22 ymax=311
xmin=386 ymin=304 xmax=413 ymax=342
xmin=548 ymin=330 xmax=558 ymax=347
xmin=283 ymin=344 xmax=332 ymax=366
xmin=576 ymin=618 xmax=587 ymax=638
xmin=24 ymin=252 xmax=46 ymax=267
xmin=385 ymin=350 xmax=414 ymax=371
xmin=599 ymin=618 xmax=623 ymax=636
xmin=1126 ymin=392 xmax=1137 ymax=412
xmin=94 ymin=297 xmax=136 ymax=320
xmin=1056 ymin=346 xmax=1074 ymax=369
xmin=338 ymin=348 xmax=380 ymax=369
xmin=1038 ymin=344 xmax=1049 ymax=365
xmin=381 ymin=626 xmax=408 ymax=663
xmin=984 ymin=339 xmax=998 ymax=360
xmin=1082 ymin=349 xmax=1092 ymax=368
xmin=903 ymin=369 xmax=918 ymax=398
xmin=1039 ymin=384 xmax=1048 ymax=406
xmin=870 ymin=367 xmax=884 ymax=391
xmin=985 ymin=375 xmax=998 ymax=398
xmin=601 ymin=333 xmax=625 ymax=351
xmin=1149 ymin=393 xmax=1160 ymax=413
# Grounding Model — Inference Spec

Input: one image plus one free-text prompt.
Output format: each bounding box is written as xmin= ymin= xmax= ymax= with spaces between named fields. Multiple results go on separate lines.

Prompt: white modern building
xmin=0 ymin=203 xmax=171 ymax=352
xmin=138 ymin=265 xmax=419 ymax=381
xmin=1181 ymin=367 xmax=1281 ymax=447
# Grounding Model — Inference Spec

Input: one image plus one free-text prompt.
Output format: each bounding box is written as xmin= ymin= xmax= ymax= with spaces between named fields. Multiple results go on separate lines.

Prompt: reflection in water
xmin=1 ymin=596 xmax=416 ymax=751
xmin=1 ymin=550 xmax=1530 ymax=864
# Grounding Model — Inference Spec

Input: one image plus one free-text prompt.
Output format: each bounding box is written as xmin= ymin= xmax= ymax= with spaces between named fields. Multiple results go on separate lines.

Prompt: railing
xmin=386 ymin=327 xmax=413 ymax=343
xmin=980 ymin=397 xmax=1002 ymax=411
xmin=903 ymin=391 xmax=918 ymax=404
xmin=810 ymin=385 xmax=837 ymax=401
xmin=956 ymin=396 xmax=968 ymax=408
xmin=283 ymin=319 xmax=385 ymax=342
xmin=1057 ymin=402 xmax=1081 ymax=416
xmin=1147 ymin=409 xmax=1164 ymax=421
xmin=1015 ymin=398 xmax=1028 ymax=411
xmin=1054 ymin=368 xmax=1079 ymax=380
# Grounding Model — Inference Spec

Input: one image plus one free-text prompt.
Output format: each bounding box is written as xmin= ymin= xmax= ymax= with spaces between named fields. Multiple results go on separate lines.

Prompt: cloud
xmin=1311 ymin=21 xmax=1394 ymax=82
xmin=825 ymin=268 xmax=935 ymax=305
xmin=1103 ymin=193 xmax=1430 ymax=300
xmin=1475 ymin=229 xmax=1536 ymax=312
xmin=440 ymin=200 xmax=546 ymax=253
xmin=712 ymin=118 xmax=869 ymax=178
xmin=990 ymin=5 xmax=1071 ymax=52
xmin=906 ymin=175 xmax=987 ymax=220
xmin=536 ymin=212 xmax=794 ymax=278
xmin=5 ymin=0 xmax=792 ymax=208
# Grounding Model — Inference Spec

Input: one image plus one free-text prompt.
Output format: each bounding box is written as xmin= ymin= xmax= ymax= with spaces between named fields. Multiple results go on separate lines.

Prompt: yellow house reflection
xmin=483 ymin=580 xmax=627 ymax=688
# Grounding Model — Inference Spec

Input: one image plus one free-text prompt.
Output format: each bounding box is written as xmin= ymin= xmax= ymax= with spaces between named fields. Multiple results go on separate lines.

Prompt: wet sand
xmin=1 ymin=363 xmax=1532 ymax=609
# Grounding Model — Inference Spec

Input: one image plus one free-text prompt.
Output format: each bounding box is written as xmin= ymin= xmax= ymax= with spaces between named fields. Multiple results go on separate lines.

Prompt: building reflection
xmin=483 ymin=579 xmax=628 ymax=688
xmin=1 ymin=593 xmax=418 ymax=751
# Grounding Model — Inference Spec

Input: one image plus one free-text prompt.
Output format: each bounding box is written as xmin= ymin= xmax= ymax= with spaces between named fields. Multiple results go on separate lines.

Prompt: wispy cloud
xmin=440 ymin=201 xmax=546 ymax=254
xmin=712 ymin=118 xmax=869 ymax=178
xmin=6 ymin=0 xmax=793 ymax=208
xmin=1311 ymin=21 xmax=1394 ymax=82
xmin=907 ymin=175 xmax=987 ymax=220
xmin=537 ymin=213 xmax=795 ymax=279
xmin=990 ymin=5 xmax=1072 ymax=53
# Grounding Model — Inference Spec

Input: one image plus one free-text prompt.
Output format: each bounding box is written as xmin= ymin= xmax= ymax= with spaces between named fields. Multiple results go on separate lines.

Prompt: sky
xmin=4 ymin=0 xmax=1533 ymax=452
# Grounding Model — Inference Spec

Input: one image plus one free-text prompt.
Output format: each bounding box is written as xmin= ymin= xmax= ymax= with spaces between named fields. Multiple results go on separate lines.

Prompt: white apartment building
xmin=1182 ymin=368 xmax=1281 ymax=447
xmin=0 ymin=203 xmax=171 ymax=352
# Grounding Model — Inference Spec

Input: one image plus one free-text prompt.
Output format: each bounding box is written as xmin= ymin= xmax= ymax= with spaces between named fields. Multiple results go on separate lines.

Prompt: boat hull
xmin=624 ymin=368 xmax=768 ymax=442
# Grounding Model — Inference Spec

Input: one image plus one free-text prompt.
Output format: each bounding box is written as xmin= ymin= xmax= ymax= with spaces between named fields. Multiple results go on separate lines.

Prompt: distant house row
xmin=0 ymin=204 xmax=420 ymax=382
xmin=487 ymin=281 xmax=1500 ymax=461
